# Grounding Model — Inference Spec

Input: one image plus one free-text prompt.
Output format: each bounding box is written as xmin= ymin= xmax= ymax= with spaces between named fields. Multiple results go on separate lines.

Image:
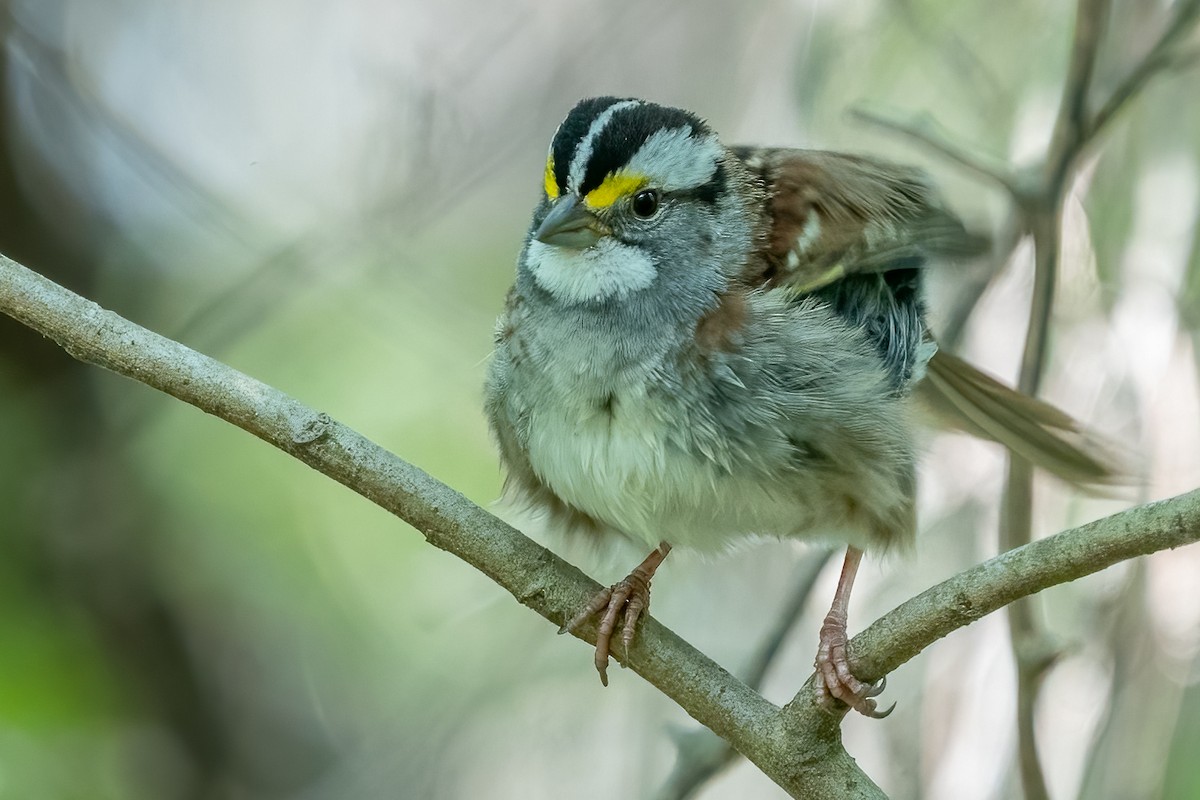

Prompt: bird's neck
xmin=515 ymin=270 xmax=720 ymax=399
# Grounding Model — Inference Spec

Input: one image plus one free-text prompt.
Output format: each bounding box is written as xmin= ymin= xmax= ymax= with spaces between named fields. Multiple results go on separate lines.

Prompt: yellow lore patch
xmin=584 ymin=172 xmax=647 ymax=209
xmin=543 ymin=156 xmax=558 ymax=199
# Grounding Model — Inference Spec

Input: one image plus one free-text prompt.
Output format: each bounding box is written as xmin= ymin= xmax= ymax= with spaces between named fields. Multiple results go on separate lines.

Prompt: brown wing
xmin=732 ymin=146 xmax=987 ymax=293
xmin=733 ymin=146 xmax=1131 ymax=488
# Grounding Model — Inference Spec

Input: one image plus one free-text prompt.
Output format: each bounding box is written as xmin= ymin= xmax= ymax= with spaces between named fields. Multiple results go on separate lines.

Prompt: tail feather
xmin=917 ymin=350 xmax=1132 ymax=487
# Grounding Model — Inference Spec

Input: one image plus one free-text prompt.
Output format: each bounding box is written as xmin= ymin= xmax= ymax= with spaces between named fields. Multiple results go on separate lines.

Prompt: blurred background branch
xmin=1006 ymin=3 xmax=1198 ymax=796
xmin=656 ymin=549 xmax=834 ymax=800
xmin=1001 ymin=2 xmax=1114 ymax=795
xmin=849 ymin=107 xmax=1018 ymax=193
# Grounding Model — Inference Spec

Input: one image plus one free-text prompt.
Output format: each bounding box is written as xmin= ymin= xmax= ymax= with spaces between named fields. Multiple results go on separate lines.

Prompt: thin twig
xmin=822 ymin=488 xmax=1200 ymax=684
xmin=745 ymin=550 xmax=837 ymax=689
xmin=1000 ymin=460 xmax=1055 ymax=800
xmin=939 ymin=210 xmax=1023 ymax=351
xmin=886 ymin=0 xmax=1014 ymax=123
xmin=1086 ymin=0 xmax=1200 ymax=147
xmin=1002 ymin=1 xmax=1111 ymax=795
xmin=848 ymin=105 xmax=1019 ymax=195
xmin=1045 ymin=0 xmax=1110 ymax=188
xmin=1019 ymin=0 xmax=1111 ymax=391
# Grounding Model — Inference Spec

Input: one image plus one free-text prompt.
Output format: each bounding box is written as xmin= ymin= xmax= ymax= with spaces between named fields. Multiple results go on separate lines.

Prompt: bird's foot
xmin=560 ymin=550 xmax=664 ymax=686
xmin=813 ymin=611 xmax=893 ymax=718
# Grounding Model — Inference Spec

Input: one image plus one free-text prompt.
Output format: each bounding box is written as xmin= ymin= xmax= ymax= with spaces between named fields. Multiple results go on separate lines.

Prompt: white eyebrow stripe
xmin=624 ymin=128 xmax=722 ymax=191
xmin=568 ymin=99 xmax=642 ymax=193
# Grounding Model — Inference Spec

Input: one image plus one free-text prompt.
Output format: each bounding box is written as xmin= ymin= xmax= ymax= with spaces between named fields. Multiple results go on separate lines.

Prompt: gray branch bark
xmin=3 ymin=252 xmax=1199 ymax=799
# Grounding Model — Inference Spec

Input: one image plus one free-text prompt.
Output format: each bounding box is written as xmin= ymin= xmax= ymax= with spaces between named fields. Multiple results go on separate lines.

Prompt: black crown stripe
xmin=549 ymin=97 xmax=628 ymax=196
xmin=579 ymin=104 xmax=712 ymax=196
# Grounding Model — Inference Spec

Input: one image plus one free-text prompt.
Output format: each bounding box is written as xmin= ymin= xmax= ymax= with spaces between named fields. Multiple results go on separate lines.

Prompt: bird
xmin=484 ymin=97 xmax=1123 ymax=716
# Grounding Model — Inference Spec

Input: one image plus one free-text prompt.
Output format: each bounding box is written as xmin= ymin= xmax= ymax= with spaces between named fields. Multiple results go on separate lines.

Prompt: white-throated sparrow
xmin=485 ymin=97 xmax=1122 ymax=716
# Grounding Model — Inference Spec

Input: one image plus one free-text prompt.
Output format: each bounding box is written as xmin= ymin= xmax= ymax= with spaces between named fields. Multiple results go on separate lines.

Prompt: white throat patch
xmin=526 ymin=238 xmax=656 ymax=304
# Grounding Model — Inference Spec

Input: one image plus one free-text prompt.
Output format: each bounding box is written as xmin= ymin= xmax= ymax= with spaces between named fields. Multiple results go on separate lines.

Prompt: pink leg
xmin=561 ymin=542 xmax=671 ymax=686
xmin=814 ymin=546 xmax=893 ymax=718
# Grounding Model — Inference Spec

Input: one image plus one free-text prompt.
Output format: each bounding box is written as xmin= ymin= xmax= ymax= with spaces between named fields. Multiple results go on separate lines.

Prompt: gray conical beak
xmin=534 ymin=196 xmax=610 ymax=248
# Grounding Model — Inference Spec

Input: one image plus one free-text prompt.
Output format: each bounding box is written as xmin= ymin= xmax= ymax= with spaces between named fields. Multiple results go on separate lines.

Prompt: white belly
xmin=524 ymin=397 xmax=834 ymax=551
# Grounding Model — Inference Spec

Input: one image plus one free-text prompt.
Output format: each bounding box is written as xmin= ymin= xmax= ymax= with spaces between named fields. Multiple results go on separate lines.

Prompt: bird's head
xmin=522 ymin=97 xmax=754 ymax=306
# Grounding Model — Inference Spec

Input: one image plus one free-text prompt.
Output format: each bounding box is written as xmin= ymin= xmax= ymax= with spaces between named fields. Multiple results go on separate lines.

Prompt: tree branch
xmin=0 ymin=252 xmax=879 ymax=799
xmin=4 ymin=251 xmax=1199 ymax=798
xmin=781 ymin=486 xmax=1200 ymax=700
xmin=0 ymin=253 xmax=770 ymax=736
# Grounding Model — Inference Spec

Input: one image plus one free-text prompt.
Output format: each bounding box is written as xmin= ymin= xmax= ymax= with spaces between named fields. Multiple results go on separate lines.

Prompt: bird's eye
xmin=631 ymin=189 xmax=660 ymax=219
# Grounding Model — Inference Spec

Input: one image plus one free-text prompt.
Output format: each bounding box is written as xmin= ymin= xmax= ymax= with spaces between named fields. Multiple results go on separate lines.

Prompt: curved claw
xmin=815 ymin=672 xmax=895 ymax=717
xmin=867 ymin=701 xmax=897 ymax=719
xmin=814 ymin=616 xmax=895 ymax=718
xmin=593 ymin=581 xmax=638 ymax=686
xmin=559 ymin=562 xmax=660 ymax=684
xmin=558 ymin=545 xmax=669 ymax=685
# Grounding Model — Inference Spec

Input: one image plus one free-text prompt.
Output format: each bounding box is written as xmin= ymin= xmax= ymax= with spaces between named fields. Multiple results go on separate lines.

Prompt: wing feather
xmin=732 ymin=146 xmax=987 ymax=292
xmin=732 ymin=146 xmax=1130 ymax=488
xmin=918 ymin=351 xmax=1132 ymax=487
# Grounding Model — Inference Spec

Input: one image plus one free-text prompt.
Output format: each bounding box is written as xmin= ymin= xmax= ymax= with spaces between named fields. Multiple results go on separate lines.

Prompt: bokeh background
xmin=1 ymin=1 xmax=1198 ymax=798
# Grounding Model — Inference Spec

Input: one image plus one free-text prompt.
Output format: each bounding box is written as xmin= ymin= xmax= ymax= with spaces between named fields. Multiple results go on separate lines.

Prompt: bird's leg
xmin=560 ymin=542 xmax=672 ymax=686
xmin=814 ymin=545 xmax=893 ymax=718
